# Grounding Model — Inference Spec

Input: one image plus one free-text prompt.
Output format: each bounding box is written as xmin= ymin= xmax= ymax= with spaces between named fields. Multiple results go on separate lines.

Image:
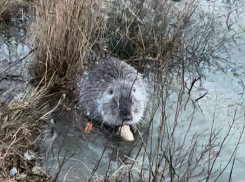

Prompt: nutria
xmin=78 ymin=57 xmax=147 ymax=129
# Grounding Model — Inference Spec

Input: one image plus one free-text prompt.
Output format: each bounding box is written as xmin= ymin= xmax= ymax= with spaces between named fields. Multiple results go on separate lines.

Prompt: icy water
xmin=192 ymin=1 xmax=245 ymax=181
xmin=0 ymin=20 xmax=31 ymax=104
xmin=172 ymin=0 xmax=245 ymax=181
xmin=166 ymin=0 xmax=245 ymax=181
xmin=0 ymin=0 xmax=245 ymax=181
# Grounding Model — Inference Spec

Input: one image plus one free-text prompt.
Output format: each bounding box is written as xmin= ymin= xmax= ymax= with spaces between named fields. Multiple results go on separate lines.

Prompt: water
xmin=167 ymin=0 xmax=245 ymax=181
xmin=0 ymin=19 xmax=31 ymax=103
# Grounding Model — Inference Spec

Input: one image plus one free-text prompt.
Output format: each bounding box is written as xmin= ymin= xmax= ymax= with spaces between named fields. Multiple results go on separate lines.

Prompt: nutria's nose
xmin=119 ymin=96 xmax=133 ymax=122
xmin=120 ymin=109 xmax=133 ymax=122
xmin=121 ymin=111 xmax=133 ymax=122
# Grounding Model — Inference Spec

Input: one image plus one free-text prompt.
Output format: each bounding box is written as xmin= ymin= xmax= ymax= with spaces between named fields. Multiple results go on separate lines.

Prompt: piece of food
xmin=85 ymin=122 xmax=93 ymax=133
xmin=119 ymin=125 xmax=134 ymax=141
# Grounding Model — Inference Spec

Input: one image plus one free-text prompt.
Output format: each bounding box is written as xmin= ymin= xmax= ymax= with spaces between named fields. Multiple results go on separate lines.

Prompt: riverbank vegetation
xmin=0 ymin=0 xmax=31 ymax=25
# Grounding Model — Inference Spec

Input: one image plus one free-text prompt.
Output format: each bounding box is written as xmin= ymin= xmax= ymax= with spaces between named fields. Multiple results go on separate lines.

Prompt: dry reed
xmin=0 ymin=86 xmax=53 ymax=181
xmin=29 ymin=0 xmax=91 ymax=101
xmin=0 ymin=0 xmax=30 ymax=25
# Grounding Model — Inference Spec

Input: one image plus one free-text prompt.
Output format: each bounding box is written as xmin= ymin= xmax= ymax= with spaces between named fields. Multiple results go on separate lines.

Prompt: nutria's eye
xmin=109 ymin=89 xmax=113 ymax=95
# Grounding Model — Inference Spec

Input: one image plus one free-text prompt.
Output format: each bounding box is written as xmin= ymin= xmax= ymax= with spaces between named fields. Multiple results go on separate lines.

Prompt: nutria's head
xmin=79 ymin=58 xmax=147 ymax=126
xmin=96 ymin=79 xmax=146 ymax=126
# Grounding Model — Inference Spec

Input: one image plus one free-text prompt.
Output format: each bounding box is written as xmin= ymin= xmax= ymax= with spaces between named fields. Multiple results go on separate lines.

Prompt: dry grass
xmin=102 ymin=0 xmax=230 ymax=90
xmin=0 ymin=0 xmax=17 ymax=23
xmin=0 ymin=0 xmax=93 ymax=180
xmin=0 ymin=0 xmax=30 ymax=25
xmin=103 ymin=0 xmax=191 ymax=74
xmin=29 ymin=0 xmax=91 ymax=102
xmin=0 ymin=86 xmax=53 ymax=181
